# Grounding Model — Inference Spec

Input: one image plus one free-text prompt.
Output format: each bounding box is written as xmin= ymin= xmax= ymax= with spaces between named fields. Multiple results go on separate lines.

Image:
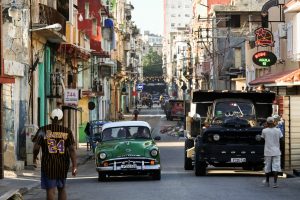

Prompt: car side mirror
xmin=154 ymin=136 xmax=161 ymax=141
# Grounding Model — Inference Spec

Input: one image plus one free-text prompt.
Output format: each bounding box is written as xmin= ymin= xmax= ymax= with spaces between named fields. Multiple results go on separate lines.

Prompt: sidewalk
xmin=0 ymin=143 xmax=92 ymax=200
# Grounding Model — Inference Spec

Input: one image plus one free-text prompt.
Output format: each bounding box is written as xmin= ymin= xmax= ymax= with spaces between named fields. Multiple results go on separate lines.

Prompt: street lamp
xmin=29 ymin=23 xmax=62 ymax=32
xmin=181 ymin=82 xmax=187 ymax=129
xmin=8 ymin=0 xmax=18 ymax=18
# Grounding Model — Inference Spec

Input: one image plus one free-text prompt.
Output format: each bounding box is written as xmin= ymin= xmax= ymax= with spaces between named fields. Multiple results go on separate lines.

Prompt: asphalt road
xmin=23 ymin=105 xmax=300 ymax=200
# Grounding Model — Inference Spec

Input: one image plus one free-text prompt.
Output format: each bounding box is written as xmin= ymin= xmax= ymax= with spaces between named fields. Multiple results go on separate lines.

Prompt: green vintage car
xmin=94 ymin=121 xmax=161 ymax=181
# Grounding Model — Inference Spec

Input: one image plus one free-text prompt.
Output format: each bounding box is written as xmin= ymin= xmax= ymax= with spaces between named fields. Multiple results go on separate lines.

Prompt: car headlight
xmin=255 ymin=134 xmax=262 ymax=141
xmin=99 ymin=152 xmax=107 ymax=159
xmin=150 ymin=149 xmax=158 ymax=157
xmin=213 ymin=134 xmax=220 ymax=141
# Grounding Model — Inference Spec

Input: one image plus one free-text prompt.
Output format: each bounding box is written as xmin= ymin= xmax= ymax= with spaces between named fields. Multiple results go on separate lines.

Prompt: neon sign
xmin=252 ymin=51 xmax=277 ymax=67
xmin=255 ymin=27 xmax=274 ymax=47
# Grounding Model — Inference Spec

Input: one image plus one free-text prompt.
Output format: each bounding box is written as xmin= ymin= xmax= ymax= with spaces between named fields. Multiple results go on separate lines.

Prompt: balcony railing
xmin=47 ymin=72 xmax=63 ymax=98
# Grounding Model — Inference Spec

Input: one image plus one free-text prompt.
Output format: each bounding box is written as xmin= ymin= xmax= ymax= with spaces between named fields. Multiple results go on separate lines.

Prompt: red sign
xmin=252 ymin=51 xmax=277 ymax=67
xmin=255 ymin=27 xmax=274 ymax=47
xmin=132 ymin=91 xmax=137 ymax=96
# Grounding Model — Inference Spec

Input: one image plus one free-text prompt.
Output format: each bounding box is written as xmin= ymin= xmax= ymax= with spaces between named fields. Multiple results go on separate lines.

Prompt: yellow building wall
xmin=78 ymin=97 xmax=90 ymax=123
xmin=66 ymin=22 xmax=73 ymax=43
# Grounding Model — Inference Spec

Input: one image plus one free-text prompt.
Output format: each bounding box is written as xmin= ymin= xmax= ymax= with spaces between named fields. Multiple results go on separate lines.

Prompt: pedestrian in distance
xmin=33 ymin=108 xmax=77 ymax=200
xmin=117 ymin=109 xmax=124 ymax=120
xmin=84 ymin=122 xmax=92 ymax=151
xmin=133 ymin=107 xmax=139 ymax=121
xmin=261 ymin=116 xmax=283 ymax=188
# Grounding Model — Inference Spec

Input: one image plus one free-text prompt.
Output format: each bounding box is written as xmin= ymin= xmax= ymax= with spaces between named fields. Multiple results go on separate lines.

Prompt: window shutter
xmin=286 ymin=22 xmax=293 ymax=59
xmin=274 ymin=30 xmax=280 ymax=59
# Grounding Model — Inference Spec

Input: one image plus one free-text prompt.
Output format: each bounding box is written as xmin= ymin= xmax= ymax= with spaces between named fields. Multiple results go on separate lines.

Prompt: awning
xmin=249 ymin=68 xmax=300 ymax=86
xmin=32 ymin=28 xmax=66 ymax=44
xmin=92 ymin=50 xmax=110 ymax=58
xmin=284 ymin=0 xmax=300 ymax=13
xmin=81 ymin=90 xmax=104 ymax=97
xmin=58 ymin=44 xmax=91 ymax=60
xmin=0 ymin=75 xmax=15 ymax=84
xmin=104 ymin=19 xmax=114 ymax=28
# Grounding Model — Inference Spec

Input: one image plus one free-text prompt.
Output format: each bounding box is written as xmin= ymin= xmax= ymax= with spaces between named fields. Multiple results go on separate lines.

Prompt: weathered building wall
xmin=2 ymin=1 xmax=31 ymax=169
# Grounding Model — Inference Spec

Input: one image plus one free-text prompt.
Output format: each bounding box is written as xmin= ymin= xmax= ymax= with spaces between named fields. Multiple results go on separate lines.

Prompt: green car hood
xmin=97 ymin=139 xmax=157 ymax=158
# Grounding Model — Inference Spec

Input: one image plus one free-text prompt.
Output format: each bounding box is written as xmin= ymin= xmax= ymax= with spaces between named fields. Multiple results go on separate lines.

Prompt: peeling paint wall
xmin=2 ymin=0 xmax=31 ymax=169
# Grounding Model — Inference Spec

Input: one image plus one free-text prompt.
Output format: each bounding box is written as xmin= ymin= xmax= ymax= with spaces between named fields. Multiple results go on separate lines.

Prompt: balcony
xmin=81 ymin=79 xmax=104 ymax=97
xmin=47 ymin=72 xmax=63 ymax=98
xmin=92 ymin=50 xmax=111 ymax=58
xmin=31 ymin=4 xmax=66 ymax=43
xmin=100 ymin=0 xmax=110 ymax=16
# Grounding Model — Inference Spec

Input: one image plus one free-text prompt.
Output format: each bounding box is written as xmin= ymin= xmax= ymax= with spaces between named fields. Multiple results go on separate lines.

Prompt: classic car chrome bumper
xmin=96 ymin=164 xmax=161 ymax=172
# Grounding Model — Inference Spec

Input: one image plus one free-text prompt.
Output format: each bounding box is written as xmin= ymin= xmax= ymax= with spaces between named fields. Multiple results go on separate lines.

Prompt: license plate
xmin=230 ymin=158 xmax=246 ymax=163
xmin=121 ymin=164 xmax=137 ymax=169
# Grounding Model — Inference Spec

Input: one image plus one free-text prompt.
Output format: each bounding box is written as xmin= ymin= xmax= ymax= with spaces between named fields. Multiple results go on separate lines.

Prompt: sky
xmin=130 ymin=0 xmax=164 ymax=36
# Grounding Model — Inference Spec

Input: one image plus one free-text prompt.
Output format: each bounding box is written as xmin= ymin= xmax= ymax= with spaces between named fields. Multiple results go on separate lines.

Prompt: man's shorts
xmin=41 ymin=171 xmax=66 ymax=189
xmin=264 ymin=156 xmax=281 ymax=173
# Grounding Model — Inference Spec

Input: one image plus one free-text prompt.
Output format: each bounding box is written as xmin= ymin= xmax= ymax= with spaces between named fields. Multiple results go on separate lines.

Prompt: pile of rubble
xmin=160 ymin=124 xmax=184 ymax=137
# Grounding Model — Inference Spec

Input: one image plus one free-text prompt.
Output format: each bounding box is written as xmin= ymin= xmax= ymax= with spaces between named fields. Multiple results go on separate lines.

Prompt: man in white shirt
xmin=261 ymin=117 xmax=283 ymax=188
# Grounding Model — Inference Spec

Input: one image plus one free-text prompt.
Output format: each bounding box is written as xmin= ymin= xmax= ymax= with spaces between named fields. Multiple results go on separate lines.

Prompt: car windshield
xmin=101 ymin=126 xmax=151 ymax=141
xmin=215 ymin=101 xmax=254 ymax=117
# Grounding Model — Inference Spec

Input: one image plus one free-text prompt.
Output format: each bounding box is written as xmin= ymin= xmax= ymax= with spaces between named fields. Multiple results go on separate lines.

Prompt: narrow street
xmin=2 ymin=1 xmax=300 ymax=200
xmin=23 ymin=106 xmax=300 ymax=200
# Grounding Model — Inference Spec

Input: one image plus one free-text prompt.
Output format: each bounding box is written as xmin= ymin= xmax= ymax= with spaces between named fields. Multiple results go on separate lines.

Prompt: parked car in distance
xmin=94 ymin=121 xmax=161 ymax=181
xmin=164 ymin=100 xmax=185 ymax=121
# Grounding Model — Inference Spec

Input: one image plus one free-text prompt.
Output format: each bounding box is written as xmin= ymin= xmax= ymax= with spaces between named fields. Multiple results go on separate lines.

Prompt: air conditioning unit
xmin=278 ymin=23 xmax=287 ymax=38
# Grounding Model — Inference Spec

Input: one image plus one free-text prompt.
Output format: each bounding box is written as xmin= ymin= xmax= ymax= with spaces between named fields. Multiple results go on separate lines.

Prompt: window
xmin=287 ymin=22 xmax=293 ymax=59
xmin=274 ymin=31 xmax=280 ymax=59
xmin=185 ymin=14 xmax=190 ymax=17
xmin=92 ymin=19 xmax=97 ymax=35
xmin=171 ymin=23 xmax=175 ymax=27
xmin=234 ymin=48 xmax=241 ymax=68
xmin=215 ymin=101 xmax=254 ymax=117
xmin=226 ymin=15 xmax=240 ymax=28
xmin=85 ymin=2 xmax=89 ymax=19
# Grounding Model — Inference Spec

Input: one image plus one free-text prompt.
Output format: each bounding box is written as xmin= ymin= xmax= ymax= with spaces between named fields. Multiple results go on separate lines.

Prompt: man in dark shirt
xmin=133 ymin=107 xmax=139 ymax=120
xmin=33 ymin=108 xmax=77 ymax=200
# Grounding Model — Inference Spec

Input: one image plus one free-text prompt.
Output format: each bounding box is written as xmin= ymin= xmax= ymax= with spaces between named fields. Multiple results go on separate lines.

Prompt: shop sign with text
xmin=252 ymin=51 xmax=277 ymax=67
xmin=64 ymin=89 xmax=79 ymax=106
xmin=255 ymin=27 xmax=274 ymax=47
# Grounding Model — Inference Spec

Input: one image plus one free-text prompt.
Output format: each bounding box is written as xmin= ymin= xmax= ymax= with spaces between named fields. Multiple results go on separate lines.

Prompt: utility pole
xmin=212 ymin=17 xmax=217 ymax=90
xmin=0 ymin=2 xmax=4 ymax=179
xmin=0 ymin=88 xmax=3 ymax=179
